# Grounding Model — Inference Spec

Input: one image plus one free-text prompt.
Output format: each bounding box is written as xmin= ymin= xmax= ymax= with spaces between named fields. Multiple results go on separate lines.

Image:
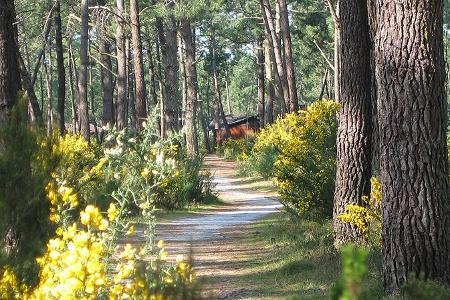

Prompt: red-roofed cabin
xmin=209 ymin=115 xmax=260 ymax=144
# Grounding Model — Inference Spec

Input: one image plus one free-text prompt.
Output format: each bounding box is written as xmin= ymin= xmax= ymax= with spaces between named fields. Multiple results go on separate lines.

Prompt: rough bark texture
xmin=115 ymin=0 xmax=127 ymax=130
xmin=180 ymin=20 xmax=198 ymax=155
xmin=257 ymin=39 xmax=265 ymax=128
xmin=147 ymin=40 xmax=158 ymax=108
xmin=374 ymin=0 xmax=450 ymax=293
xmin=157 ymin=16 xmax=178 ymax=137
xmin=278 ymin=0 xmax=298 ymax=111
xmin=78 ymin=0 xmax=90 ymax=141
xmin=260 ymin=0 xmax=289 ymax=114
xmin=54 ymin=0 xmax=65 ymax=134
xmin=130 ymin=0 xmax=147 ymax=131
xmin=0 ymin=0 xmax=21 ymax=123
xmin=333 ymin=0 xmax=372 ymax=247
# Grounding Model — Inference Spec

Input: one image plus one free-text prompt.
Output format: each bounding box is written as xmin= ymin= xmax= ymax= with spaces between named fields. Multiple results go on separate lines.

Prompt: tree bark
xmin=54 ymin=0 xmax=65 ymax=134
xmin=278 ymin=0 xmax=298 ymax=111
xmin=179 ymin=20 xmax=198 ymax=155
xmin=157 ymin=16 xmax=178 ymax=137
xmin=127 ymin=38 xmax=136 ymax=131
xmin=130 ymin=0 xmax=147 ymax=131
xmin=263 ymin=38 xmax=274 ymax=124
xmin=260 ymin=0 xmax=289 ymax=114
xmin=115 ymin=0 xmax=127 ymax=130
xmin=44 ymin=45 xmax=53 ymax=135
xmin=78 ymin=0 xmax=90 ymax=141
xmin=374 ymin=0 xmax=450 ymax=293
xmin=0 ymin=0 xmax=21 ymax=127
xmin=256 ymin=38 xmax=265 ymax=128
xmin=333 ymin=0 xmax=372 ymax=247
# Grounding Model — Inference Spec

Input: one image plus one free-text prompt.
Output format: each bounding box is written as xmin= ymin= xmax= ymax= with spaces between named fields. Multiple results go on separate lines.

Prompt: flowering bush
xmin=338 ymin=178 xmax=382 ymax=246
xmin=250 ymin=100 xmax=339 ymax=216
xmin=0 ymin=175 xmax=199 ymax=299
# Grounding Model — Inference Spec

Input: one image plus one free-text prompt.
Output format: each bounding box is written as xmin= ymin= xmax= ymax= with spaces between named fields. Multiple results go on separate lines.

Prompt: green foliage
xmin=0 ymin=96 xmax=55 ymax=283
xmin=216 ymin=138 xmax=254 ymax=161
xmin=331 ymin=244 xmax=369 ymax=300
xmin=237 ymin=145 xmax=278 ymax=178
xmin=402 ymin=275 xmax=450 ymax=300
xmin=249 ymin=100 xmax=339 ymax=217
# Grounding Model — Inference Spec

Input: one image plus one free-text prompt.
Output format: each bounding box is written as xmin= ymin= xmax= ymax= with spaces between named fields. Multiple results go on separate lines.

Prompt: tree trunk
xmin=374 ymin=0 xmax=450 ymax=293
xmin=97 ymin=0 xmax=114 ymax=127
xmin=278 ymin=0 xmax=298 ymax=111
xmin=263 ymin=38 xmax=274 ymax=124
xmin=256 ymin=38 xmax=265 ymax=128
xmin=54 ymin=0 xmax=65 ymax=134
xmin=332 ymin=0 xmax=372 ymax=247
xmin=78 ymin=0 xmax=90 ymax=141
xmin=147 ymin=40 xmax=158 ymax=108
xmin=157 ymin=16 xmax=178 ymax=137
xmin=0 ymin=0 xmax=21 ymax=128
xmin=178 ymin=31 xmax=187 ymax=129
xmin=210 ymin=28 xmax=229 ymax=141
xmin=127 ymin=38 xmax=136 ymax=131
xmin=44 ymin=45 xmax=53 ymax=135
xmin=68 ymin=37 xmax=79 ymax=133
xmin=130 ymin=0 xmax=147 ymax=131
xmin=155 ymin=38 xmax=165 ymax=136
xmin=260 ymin=0 xmax=289 ymax=114
xmin=179 ymin=20 xmax=198 ymax=155
xmin=115 ymin=0 xmax=127 ymax=130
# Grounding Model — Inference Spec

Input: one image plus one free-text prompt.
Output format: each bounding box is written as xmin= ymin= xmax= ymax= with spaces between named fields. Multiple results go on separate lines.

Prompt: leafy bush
xmin=216 ymin=137 xmax=254 ymax=161
xmin=338 ymin=178 xmax=382 ymax=246
xmin=331 ymin=244 xmax=369 ymax=300
xmin=249 ymin=100 xmax=339 ymax=217
xmin=237 ymin=145 xmax=278 ymax=178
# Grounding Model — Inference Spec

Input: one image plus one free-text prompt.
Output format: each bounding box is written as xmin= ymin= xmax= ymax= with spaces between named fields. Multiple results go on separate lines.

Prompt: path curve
xmin=157 ymin=155 xmax=282 ymax=299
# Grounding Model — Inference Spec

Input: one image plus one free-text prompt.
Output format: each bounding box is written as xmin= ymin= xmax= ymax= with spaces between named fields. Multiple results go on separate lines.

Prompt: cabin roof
xmin=208 ymin=115 xmax=259 ymax=130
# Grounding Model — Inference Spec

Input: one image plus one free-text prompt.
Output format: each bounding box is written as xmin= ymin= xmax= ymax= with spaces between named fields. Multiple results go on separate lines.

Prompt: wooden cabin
xmin=209 ymin=115 xmax=260 ymax=144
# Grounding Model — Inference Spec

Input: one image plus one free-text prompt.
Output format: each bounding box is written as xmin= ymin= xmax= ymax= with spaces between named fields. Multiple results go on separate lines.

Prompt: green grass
xmin=236 ymin=212 xmax=385 ymax=299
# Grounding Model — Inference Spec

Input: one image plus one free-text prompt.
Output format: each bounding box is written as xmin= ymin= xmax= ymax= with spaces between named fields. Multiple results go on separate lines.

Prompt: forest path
xmin=158 ymin=155 xmax=281 ymax=299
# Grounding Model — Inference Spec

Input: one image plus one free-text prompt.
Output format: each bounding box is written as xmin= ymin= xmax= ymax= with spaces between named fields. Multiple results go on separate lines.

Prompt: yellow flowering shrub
xmin=216 ymin=138 xmax=254 ymax=161
xmin=252 ymin=100 xmax=339 ymax=216
xmin=0 ymin=180 xmax=199 ymax=299
xmin=338 ymin=177 xmax=382 ymax=245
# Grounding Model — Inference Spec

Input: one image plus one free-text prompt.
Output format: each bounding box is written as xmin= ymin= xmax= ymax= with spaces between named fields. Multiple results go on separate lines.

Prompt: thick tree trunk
xmin=130 ymin=0 xmax=147 ymax=131
xmin=260 ymin=0 xmax=289 ymax=114
xmin=78 ymin=0 xmax=90 ymax=141
xmin=278 ymin=0 xmax=298 ymax=111
xmin=333 ymin=0 xmax=372 ymax=247
xmin=157 ymin=16 xmax=178 ymax=137
xmin=256 ymin=38 xmax=265 ymax=128
xmin=54 ymin=0 xmax=65 ymax=134
xmin=0 ymin=0 xmax=21 ymax=128
xmin=374 ymin=0 xmax=450 ymax=293
xmin=115 ymin=0 xmax=127 ymax=130
xmin=180 ymin=20 xmax=198 ymax=155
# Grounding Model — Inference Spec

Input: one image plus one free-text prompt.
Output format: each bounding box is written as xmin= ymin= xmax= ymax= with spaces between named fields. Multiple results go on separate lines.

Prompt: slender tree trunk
xmin=68 ymin=37 xmax=79 ymax=133
xmin=78 ymin=0 xmax=90 ymax=141
xmin=115 ymin=0 xmax=127 ymax=130
xmin=97 ymin=0 xmax=114 ymax=127
xmin=278 ymin=0 xmax=298 ymax=111
xmin=130 ymin=0 xmax=147 ymax=131
xmin=178 ymin=31 xmax=187 ymax=129
xmin=44 ymin=45 xmax=53 ymax=135
xmin=333 ymin=0 xmax=372 ymax=247
xmin=225 ymin=70 xmax=232 ymax=115
xmin=180 ymin=20 xmax=198 ymax=155
xmin=263 ymin=39 xmax=274 ymax=124
xmin=127 ymin=38 xmax=136 ymax=130
xmin=374 ymin=0 xmax=450 ymax=293
xmin=260 ymin=0 xmax=289 ymax=114
xmin=156 ymin=39 xmax=165 ymax=136
xmin=0 ymin=0 xmax=21 ymax=128
xmin=54 ymin=0 xmax=65 ymax=134
xmin=210 ymin=28 xmax=229 ymax=140
xmin=256 ymin=38 xmax=265 ymax=128
xmin=147 ymin=40 xmax=158 ymax=107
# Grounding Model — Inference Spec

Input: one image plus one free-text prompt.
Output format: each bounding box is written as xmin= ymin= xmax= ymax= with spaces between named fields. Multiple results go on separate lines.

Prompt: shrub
xmin=237 ymin=145 xmax=278 ymax=178
xmin=338 ymin=178 xmax=382 ymax=246
xmin=216 ymin=137 xmax=254 ymax=161
xmin=402 ymin=275 xmax=450 ymax=299
xmin=250 ymin=100 xmax=339 ymax=217
xmin=331 ymin=244 xmax=369 ymax=300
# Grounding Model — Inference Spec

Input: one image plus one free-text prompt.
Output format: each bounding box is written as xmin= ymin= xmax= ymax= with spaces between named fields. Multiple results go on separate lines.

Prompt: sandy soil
xmin=155 ymin=155 xmax=282 ymax=299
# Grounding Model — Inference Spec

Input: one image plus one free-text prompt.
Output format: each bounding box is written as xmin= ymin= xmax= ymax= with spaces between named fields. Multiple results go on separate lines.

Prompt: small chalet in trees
xmin=208 ymin=115 xmax=260 ymax=144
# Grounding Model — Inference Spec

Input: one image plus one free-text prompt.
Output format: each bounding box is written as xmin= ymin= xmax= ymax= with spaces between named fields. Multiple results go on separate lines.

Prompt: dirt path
xmin=156 ymin=155 xmax=282 ymax=299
